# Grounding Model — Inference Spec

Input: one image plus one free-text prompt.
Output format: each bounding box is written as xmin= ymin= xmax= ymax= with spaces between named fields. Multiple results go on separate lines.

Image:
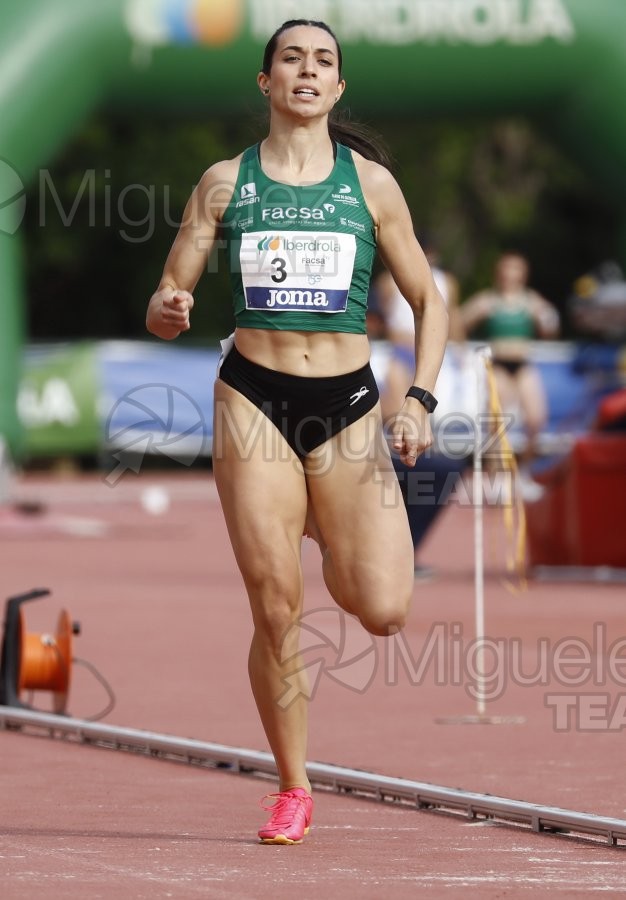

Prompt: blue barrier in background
xmin=19 ymin=340 xmax=623 ymax=460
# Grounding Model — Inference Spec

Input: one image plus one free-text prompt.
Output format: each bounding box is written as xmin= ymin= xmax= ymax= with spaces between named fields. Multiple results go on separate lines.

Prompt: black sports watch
xmin=405 ymin=386 xmax=438 ymax=413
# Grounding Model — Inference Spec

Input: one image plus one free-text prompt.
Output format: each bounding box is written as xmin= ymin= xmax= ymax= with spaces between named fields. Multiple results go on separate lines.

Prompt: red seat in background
xmin=525 ymin=433 xmax=626 ymax=568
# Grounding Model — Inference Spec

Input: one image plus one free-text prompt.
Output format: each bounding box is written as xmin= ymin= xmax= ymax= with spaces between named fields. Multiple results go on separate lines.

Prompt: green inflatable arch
xmin=2 ymin=0 xmax=626 ymax=454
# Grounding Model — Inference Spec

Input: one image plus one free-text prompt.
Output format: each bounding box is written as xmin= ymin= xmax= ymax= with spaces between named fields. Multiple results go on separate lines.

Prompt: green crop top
xmin=220 ymin=143 xmax=376 ymax=334
xmin=482 ymin=295 xmax=536 ymax=340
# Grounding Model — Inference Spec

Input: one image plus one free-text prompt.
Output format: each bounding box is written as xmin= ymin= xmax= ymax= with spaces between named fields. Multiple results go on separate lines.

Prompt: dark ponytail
xmin=328 ymin=112 xmax=393 ymax=170
xmin=262 ymin=19 xmax=393 ymax=170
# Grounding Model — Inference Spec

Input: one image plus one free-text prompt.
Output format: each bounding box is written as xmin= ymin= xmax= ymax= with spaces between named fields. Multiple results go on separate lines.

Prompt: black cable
xmin=50 ymin=639 xmax=116 ymax=721
xmin=72 ymin=656 xmax=116 ymax=721
xmin=19 ymin=637 xmax=116 ymax=722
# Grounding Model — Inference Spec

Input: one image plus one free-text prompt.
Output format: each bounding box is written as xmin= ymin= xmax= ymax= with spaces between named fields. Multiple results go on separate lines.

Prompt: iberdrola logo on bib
xmin=258 ymin=235 xmax=281 ymax=251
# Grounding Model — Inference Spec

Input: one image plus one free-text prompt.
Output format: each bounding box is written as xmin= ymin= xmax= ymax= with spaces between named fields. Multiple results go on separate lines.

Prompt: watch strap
xmin=405 ymin=386 xmax=438 ymax=413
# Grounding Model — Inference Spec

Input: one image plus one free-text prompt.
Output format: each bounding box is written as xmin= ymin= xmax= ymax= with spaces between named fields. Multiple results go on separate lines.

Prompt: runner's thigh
xmin=213 ymin=380 xmax=308 ymax=594
xmin=304 ymin=405 xmax=414 ymax=607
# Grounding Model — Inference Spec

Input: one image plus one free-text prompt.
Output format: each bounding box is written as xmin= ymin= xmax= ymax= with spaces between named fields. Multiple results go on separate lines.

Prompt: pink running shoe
xmin=258 ymin=788 xmax=313 ymax=844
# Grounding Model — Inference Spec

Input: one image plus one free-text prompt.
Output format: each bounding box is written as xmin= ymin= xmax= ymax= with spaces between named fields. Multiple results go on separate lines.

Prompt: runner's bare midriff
xmin=490 ymin=337 xmax=532 ymax=362
xmin=234 ymin=328 xmax=371 ymax=377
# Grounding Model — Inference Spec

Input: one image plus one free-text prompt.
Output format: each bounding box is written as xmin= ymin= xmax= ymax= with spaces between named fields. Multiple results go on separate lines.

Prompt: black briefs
xmin=218 ymin=345 xmax=379 ymax=456
xmin=492 ymin=357 xmax=529 ymax=377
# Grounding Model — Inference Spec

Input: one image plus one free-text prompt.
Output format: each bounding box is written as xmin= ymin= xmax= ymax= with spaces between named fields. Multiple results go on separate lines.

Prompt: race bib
xmin=240 ymin=231 xmax=356 ymax=313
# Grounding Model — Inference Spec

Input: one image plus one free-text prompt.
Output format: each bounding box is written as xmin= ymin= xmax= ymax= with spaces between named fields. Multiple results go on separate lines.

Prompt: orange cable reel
xmin=0 ymin=589 xmax=81 ymax=714
xmin=18 ymin=607 xmax=80 ymax=714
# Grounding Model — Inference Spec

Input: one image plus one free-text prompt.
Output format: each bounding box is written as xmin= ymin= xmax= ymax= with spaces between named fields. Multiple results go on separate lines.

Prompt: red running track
xmin=1 ymin=471 xmax=625 ymax=898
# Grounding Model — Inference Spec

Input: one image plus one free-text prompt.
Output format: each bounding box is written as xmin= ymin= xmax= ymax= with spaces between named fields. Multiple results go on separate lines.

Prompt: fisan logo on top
xmin=251 ymin=0 xmax=576 ymax=46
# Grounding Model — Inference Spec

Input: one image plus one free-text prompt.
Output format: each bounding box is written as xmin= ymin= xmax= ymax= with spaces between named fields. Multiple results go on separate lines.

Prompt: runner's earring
xmin=263 ymin=88 xmax=270 ymax=95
